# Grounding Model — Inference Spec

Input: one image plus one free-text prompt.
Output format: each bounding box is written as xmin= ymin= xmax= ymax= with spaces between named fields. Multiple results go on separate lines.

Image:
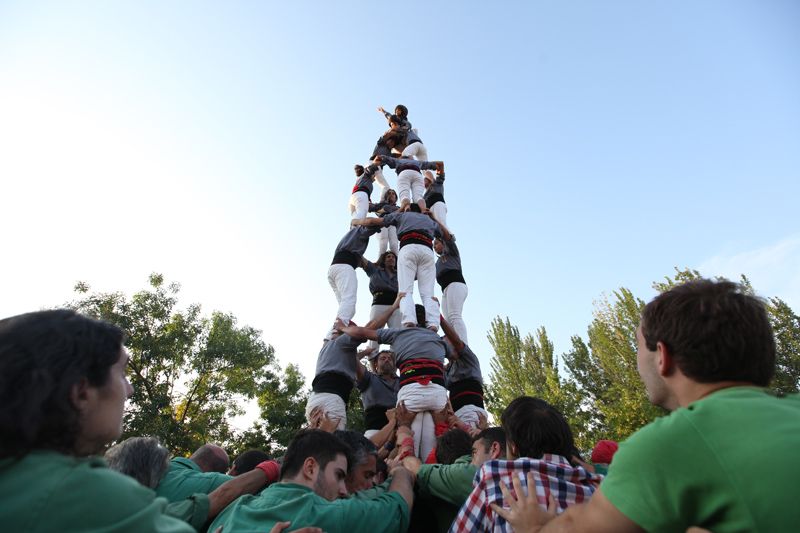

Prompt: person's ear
xmin=70 ymin=377 xmax=93 ymax=412
xmin=490 ymin=441 xmax=503 ymax=460
xmin=656 ymin=341 xmax=675 ymax=376
xmin=302 ymin=457 xmax=318 ymax=481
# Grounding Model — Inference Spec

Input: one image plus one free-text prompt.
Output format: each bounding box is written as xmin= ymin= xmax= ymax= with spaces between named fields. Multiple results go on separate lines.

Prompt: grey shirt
xmin=315 ymin=334 xmax=362 ymax=379
xmin=352 ymin=164 xmax=379 ymax=198
xmin=375 ymin=328 xmax=451 ymax=366
xmin=436 ymin=236 xmax=463 ymax=277
xmin=334 ymin=225 xmax=380 ymax=257
xmin=357 ymin=371 xmax=400 ymax=409
xmin=423 ymin=172 xmax=445 ymax=207
xmin=380 ymin=156 xmax=437 ymax=174
xmin=382 ymin=211 xmax=442 ymax=240
xmin=446 ymin=343 xmax=483 ymax=385
xmin=363 ymin=261 xmax=398 ymax=295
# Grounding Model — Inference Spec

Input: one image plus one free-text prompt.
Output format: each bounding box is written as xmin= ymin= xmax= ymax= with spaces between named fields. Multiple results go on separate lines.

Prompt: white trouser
xmin=305 ymin=392 xmax=347 ymax=430
xmin=376 ymin=226 xmax=399 ymax=259
xmin=454 ymin=404 xmax=488 ymax=430
xmin=401 ymin=142 xmax=428 ymax=161
xmin=429 ymin=201 xmax=448 ymax=232
xmin=397 ymin=244 xmax=439 ymax=327
xmin=397 ymin=169 xmax=425 ymax=205
xmin=442 ymin=281 xmax=468 ymax=344
xmin=327 ymin=264 xmax=357 ymax=324
xmin=364 ymin=429 xmax=380 ymax=439
xmin=366 ymin=304 xmax=402 ymax=351
xmin=349 ymin=191 xmax=369 ymax=222
xmin=397 ymin=382 xmax=448 ymax=459
xmin=371 ymin=166 xmax=390 ymax=195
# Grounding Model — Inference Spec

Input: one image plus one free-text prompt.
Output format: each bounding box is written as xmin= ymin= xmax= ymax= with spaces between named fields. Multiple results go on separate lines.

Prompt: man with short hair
xmin=155 ymin=444 xmax=233 ymax=502
xmin=108 ymin=437 xmax=280 ymax=529
xmin=500 ymin=279 xmax=800 ymax=532
xmin=334 ymin=430 xmax=379 ymax=493
xmin=451 ymin=397 xmax=600 ymax=532
xmin=401 ymin=427 xmax=507 ymax=533
xmin=228 ymin=449 xmax=271 ymax=476
xmin=209 ymin=430 xmax=414 ymax=533
xmin=190 ymin=443 xmax=229 ymax=474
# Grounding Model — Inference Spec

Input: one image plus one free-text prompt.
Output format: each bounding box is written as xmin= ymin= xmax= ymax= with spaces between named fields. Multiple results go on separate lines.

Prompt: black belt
xmin=425 ymin=192 xmax=445 ymax=206
xmin=449 ymin=378 xmax=485 ymax=411
xmin=331 ymin=250 xmax=359 ymax=268
xmin=312 ymin=372 xmax=354 ymax=404
xmin=399 ymin=231 xmax=433 ymax=249
xmin=437 ymin=269 xmax=466 ymax=290
xmin=372 ymin=291 xmax=398 ymax=306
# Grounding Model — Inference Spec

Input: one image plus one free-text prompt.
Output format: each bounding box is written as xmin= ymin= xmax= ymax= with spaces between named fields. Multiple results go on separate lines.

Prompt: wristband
xmin=255 ymin=460 xmax=280 ymax=483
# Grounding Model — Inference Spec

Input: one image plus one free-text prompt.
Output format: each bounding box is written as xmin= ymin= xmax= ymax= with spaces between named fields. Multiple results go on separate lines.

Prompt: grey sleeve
xmin=363 ymin=261 xmax=377 ymax=276
xmin=382 ymin=212 xmax=400 ymax=227
xmin=376 ymin=328 xmax=398 ymax=345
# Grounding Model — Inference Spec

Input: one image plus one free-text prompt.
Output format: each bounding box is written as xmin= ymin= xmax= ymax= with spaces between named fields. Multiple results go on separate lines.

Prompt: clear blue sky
xmin=2 ymin=2 xmax=799 ymax=417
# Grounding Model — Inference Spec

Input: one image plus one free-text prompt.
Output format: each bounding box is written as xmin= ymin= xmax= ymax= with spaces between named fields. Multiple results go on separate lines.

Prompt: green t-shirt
xmin=601 ymin=387 xmax=800 ymax=532
xmin=155 ymin=457 xmax=231 ymax=502
xmin=0 ymin=451 xmax=194 ymax=532
xmin=209 ymin=481 xmax=410 ymax=533
xmin=416 ymin=454 xmax=477 ymax=532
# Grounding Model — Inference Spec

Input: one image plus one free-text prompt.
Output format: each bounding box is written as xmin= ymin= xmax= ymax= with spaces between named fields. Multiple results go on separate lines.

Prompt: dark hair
xmin=415 ymin=304 xmax=426 ymax=327
xmin=389 ymin=114 xmax=401 ymax=126
xmin=641 ymin=279 xmax=775 ymax=386
xmin=408 ymin=204 xmax=421 ymax=213
xmin=0 ymin=310 xmax=125 ymax=458
xmin=394 ymin=105 xmax=408 ymax=118
xmin=105 ymin=436 xmax=170 ymax=489
xmin=280 ymin=430 xmax=353 ymax=480
xmin=354 ymin=164 xmax=365 ymax=176
xmin=501 ymin=397 xmax=575 ymax=459
xmin=435 ymin=429 xmax=472 ymax=465
xmin=473 ymin=427 xmax=506 ymax=455
xmin=333 ymin=430 xmax=377 ymax=472
xmin=376 ymin=251 xmax=397 ymax=270
xmin=230 ymin=449 xmax=271 ymax=475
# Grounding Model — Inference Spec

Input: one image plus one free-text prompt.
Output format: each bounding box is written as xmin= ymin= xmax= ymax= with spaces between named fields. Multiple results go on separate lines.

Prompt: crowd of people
xmin=0 ymin=106 xmax=798 ymax=533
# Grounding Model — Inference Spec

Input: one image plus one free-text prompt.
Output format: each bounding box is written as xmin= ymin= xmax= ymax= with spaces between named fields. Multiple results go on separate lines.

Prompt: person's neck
xmin=380 ymin=372 xmax=396 ymax=380
xmin=673 ymin=380 xmax=757 ymax=409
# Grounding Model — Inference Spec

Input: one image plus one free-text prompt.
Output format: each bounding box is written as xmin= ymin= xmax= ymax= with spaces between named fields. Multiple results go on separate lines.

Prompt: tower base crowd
xmin=0 ymin=105 xmax=798 ymax=533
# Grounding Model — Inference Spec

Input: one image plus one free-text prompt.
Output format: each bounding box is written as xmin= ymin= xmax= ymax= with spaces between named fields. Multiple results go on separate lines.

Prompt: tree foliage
xmin=486 ymin=268 xmax=799 ymax=453
xmin=68 ymin=274 xmax=308 ymax=456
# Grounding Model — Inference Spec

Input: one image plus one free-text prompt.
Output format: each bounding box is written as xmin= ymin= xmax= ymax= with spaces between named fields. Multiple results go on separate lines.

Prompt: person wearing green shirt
xmin=403 ymin=427 xmax=506 ymax=532
xmin=0 ymin=310 xmax=194 ymax=532
xmin=155 ymin=454 xmax=232 ymax=502
xmin=493 ymin=279 xmax=800 ymax=533
xmin=210 ymin=429 xmax=415 ymax=533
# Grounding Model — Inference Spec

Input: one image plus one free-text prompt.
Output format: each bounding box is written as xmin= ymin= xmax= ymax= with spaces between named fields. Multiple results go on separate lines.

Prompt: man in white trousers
xmin=352 ymin=205 xmax=445 ymax=330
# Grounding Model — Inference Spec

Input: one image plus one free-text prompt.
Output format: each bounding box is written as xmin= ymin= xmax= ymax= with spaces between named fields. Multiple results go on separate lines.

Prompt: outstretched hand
xmin=489 ymin=472 xmax=557 ymax=533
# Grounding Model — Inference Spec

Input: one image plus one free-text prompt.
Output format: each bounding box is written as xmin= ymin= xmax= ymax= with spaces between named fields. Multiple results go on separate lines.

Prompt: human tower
xmin=306 ymin=105 xmax=486 ymax=461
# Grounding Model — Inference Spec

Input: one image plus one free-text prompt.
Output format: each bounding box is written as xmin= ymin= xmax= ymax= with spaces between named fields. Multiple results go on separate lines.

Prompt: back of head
xmin=280 ymin=429 xmax=353 ymax=481
xmin=474 ymin=427 xmax=507 ymax=454
xmin=190 ymin=444 xmax=229 ymax=473
xmin=0 ymin=309 xmax=125 ymax=458
xmin=408 ymin=204 xmax=422 ymax=213
xmin=641 ymin=279 xmax=775 ymax=386
xmin=435 ymin=429 xmax=472 ymax=465
xmin=415 ymin=303 xmax=426 ymax=326
xmin=229 ymin=449 xmax=271 ymax=476
xmin=501 ymin=396 xmax=575 ymax=459
xmin=333 ymin=430 xmax=377 ymax=472
xmin=105 ymin=436 xmax=170 ymax=489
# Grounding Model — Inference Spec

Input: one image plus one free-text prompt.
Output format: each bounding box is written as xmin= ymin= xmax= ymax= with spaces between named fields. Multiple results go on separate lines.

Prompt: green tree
xmin=485 ymin=318 xmax=592 ymax=450
xmin=68 ymin=273 xmax=304 ymax=456
xmin=563 ymin=289 xmax=666 ymax=443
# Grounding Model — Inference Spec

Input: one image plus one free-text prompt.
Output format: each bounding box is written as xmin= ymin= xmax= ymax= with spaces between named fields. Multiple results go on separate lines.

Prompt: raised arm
xmin=336 ymin=322 xmax=380 ymax=341
xmin=351 ymin=217 xmax=384 ymax=227
xmin=440 ymin=316 xmax=465 ymax=353
xmin=428 ymin=211 xmax=452 ymax=241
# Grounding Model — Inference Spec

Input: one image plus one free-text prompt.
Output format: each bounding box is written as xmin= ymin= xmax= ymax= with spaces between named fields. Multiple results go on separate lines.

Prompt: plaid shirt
xmin=449 ymin=455 xmax=602 ymax=533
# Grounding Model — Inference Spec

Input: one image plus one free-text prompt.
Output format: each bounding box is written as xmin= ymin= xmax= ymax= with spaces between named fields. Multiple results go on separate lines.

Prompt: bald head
xmin=190 ymin=444 xmax=229 ymax=473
